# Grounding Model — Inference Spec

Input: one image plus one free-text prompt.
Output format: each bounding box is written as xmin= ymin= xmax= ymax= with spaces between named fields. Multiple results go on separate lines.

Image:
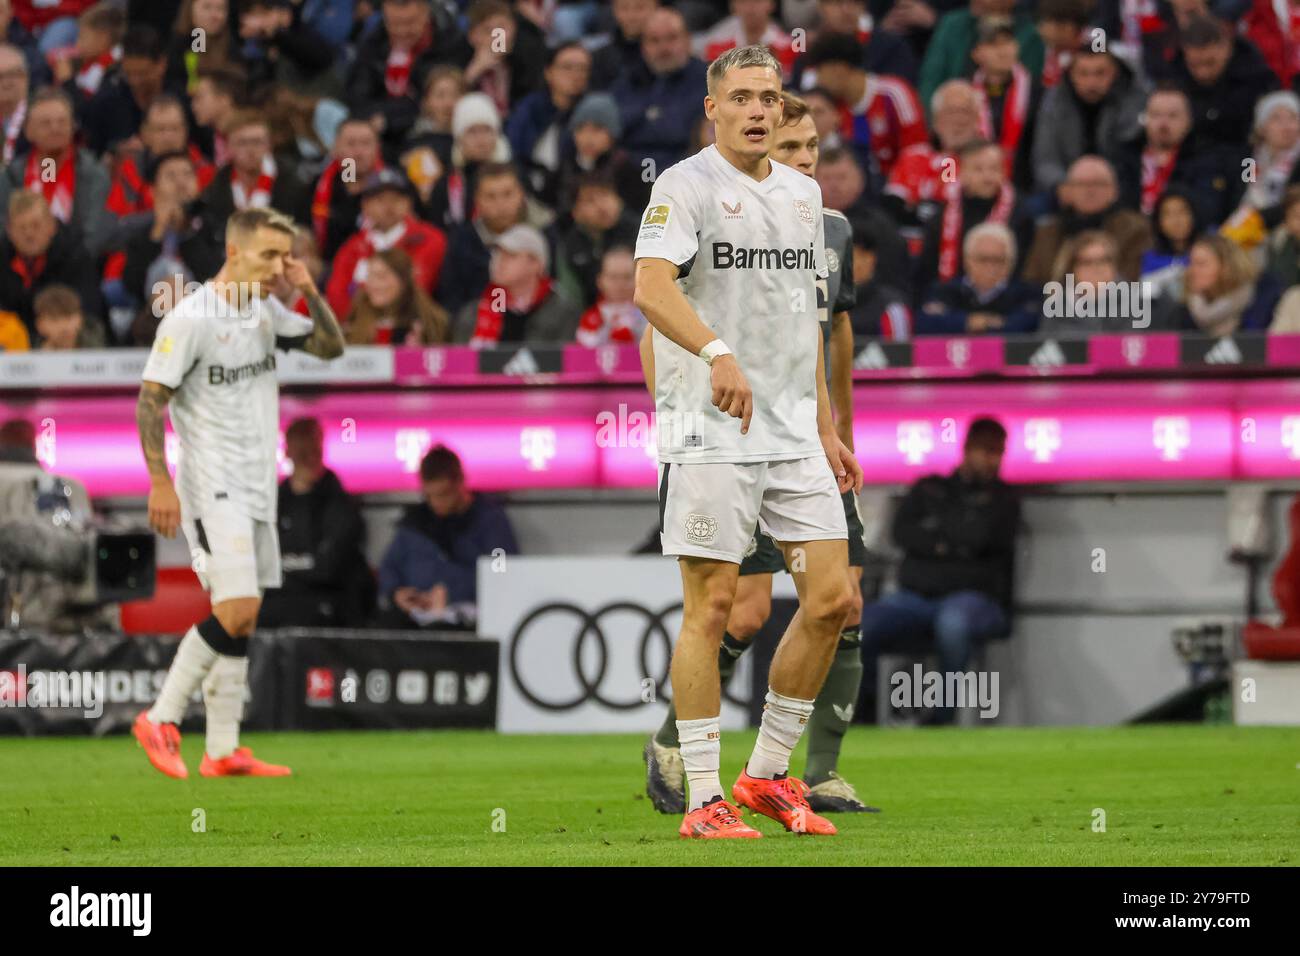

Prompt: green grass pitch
xmin=1 ymin=725 xmax=1297 ymax=866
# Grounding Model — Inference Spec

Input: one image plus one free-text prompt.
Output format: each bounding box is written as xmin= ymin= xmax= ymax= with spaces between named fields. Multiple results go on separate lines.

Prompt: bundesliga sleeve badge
xmin=640 ymin=204 xmax=671 ymax=241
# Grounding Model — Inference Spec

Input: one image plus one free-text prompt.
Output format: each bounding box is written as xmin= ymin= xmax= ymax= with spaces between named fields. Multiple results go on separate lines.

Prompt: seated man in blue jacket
xmin=376 ymin=444 xmax=519 ymax=629
xmin=917 ymin=221 xmax=1041 ymax=334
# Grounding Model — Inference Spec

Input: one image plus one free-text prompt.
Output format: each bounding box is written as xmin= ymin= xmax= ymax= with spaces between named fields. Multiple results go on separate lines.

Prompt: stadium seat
xmin=1242 ymin=495 xmax=1300 ymax=661
xmin=118 ymin=567 xmax=210 ymax=636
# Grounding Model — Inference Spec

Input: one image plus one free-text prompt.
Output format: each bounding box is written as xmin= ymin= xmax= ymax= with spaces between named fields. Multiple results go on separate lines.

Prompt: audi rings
xmin=508 ymin=601 xmax=680 ymax=711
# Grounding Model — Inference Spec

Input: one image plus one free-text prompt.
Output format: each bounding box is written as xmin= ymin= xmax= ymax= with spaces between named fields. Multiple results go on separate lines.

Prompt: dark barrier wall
xmin=0 ymin=629 xmax=498 ymax=735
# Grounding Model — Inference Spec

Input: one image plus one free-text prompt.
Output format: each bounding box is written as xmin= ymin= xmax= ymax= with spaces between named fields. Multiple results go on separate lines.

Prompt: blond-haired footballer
xmin=133 ymin=207 xmax=345 ymax=779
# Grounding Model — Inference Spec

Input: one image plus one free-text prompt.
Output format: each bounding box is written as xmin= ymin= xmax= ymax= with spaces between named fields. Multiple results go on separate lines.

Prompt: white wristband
xmin=699 ymin=339 xmax=732 ymax=366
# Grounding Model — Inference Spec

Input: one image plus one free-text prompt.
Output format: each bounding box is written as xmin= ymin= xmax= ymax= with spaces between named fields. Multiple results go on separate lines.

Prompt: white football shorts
xmin=657 ymin=456 xmax=848 ymax=563
xmin=182 ymin=498 xmax=282 ymax=603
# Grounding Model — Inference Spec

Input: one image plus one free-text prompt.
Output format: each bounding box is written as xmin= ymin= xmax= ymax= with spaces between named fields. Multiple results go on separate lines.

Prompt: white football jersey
xmin=141 ymin=282 xmax=314 ymax=523
xmin=635 ymin=144 xmax=829 ymax=463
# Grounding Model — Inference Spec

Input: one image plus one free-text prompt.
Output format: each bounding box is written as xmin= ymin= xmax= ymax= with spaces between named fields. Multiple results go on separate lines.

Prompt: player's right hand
xmin=147 ymin=482 xmax=182 ymax=539
xmin=710 ymin=355 xmax=753 ymax=434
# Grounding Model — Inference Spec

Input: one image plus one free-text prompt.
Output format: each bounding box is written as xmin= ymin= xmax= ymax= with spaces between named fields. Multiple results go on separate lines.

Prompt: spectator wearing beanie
xmin=424 ymin=90 xmax=513 ymax=229
xmin=556 ymin=92 xmax=648 ymax=217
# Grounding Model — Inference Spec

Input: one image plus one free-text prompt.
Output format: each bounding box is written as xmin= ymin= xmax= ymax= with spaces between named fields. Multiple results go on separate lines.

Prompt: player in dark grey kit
xmin=640 ymin=93 xmax=879 ymax=815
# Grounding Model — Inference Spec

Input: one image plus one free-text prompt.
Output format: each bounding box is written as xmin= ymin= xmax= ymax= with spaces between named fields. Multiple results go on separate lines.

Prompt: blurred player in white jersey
xmin=633 ymin=45 xmax=863 ymax=839
xmin=132 ymin=207 xmax=345 ymax=779
xmin=641 ymin=92 xmax=879 ymax=817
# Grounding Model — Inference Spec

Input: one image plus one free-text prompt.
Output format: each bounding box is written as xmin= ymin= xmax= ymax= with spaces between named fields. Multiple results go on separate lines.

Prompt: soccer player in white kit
xmin=132 ymin=207 xmax=345 ymax=779
xmin=633 ymin=45 xmax=863 ymax=838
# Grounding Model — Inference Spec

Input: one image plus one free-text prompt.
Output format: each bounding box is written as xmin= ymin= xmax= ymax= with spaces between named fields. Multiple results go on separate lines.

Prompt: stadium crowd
xmin=1 ymin=0 xmax=1300 ymax=349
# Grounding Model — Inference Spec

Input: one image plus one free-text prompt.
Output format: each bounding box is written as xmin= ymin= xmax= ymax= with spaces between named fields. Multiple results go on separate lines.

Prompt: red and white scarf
xmin=24 ymin=147 xmax=76 ymax=222
xmin=576 ymin=298 xmax=645 ymax=346
xmin=75 ymin=45 xmax=120 ymax=98
xmin=1042 ymin=46 xmax=1073 ymax=88
xmin=231 ymin=154 xmax=276 ymax=210
xmin=938 ymin=182 xmax=1013 ymax=282
xmin=3 ymin=99 xmax=26 ymax=165
xmin=384 ymin=27 xmax=433 ymax=98
xmin=974 ymin=63 xmax=1030 ymax=179
xmin=470 ymin=277 xmax=553 ymax=347
xmin=1140 ymin=148 xmax=1177 ymax=214
xmin=350 ymin=219 xmax=410 ymax=286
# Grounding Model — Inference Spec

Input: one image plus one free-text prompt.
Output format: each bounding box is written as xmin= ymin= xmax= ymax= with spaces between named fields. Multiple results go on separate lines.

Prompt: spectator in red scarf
xmin=49 ymin=2 xmax=124 ymax=102
xmin=1033 ymin=0 xmax=1088 ymax=91
xmin=0 ymin=41 xmax=30 ymax=165
xmin=196 ymin=110 xmax=311 ymax=230
xmin=967 ymin=16 xmax=1037 ymax=190
xmin=454 ymin=223 xmax=580 ymax=346
xmin=917 ymin=138 xmax=1031 ymax=292
xmin=108 ymin=94 xmax=214 ymax=221
xmin=0 ymin=86 xmax=110 ymax=256
xmin=1111 ymin=84 xmax=1242 ymax=225
xmin=326 ymin=166 xmax=447 ymax=318
xmin=313 ymin=116 xmax=385 ymax=262
xmin=0 ymin=191 xmax=100 ymax=338
xmin=347 ymin=0 xmax=471 ymax=160
xmin=575 ymin=245 xmax=646 ymax=346
xmin=801 ymin=32 xmax=927 ymax=185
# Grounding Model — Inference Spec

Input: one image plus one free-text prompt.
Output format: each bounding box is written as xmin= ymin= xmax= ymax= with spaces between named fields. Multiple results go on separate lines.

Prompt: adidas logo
xmin=502 ymin=347 xmax=539 ymax=375
xmin=1028 ymin=338 xmax=1066 ymax=368
xmin=854 ymin=342 xmax=889 ymax=370
xmin=1204 ymin=336 xmax=1242 ymax=365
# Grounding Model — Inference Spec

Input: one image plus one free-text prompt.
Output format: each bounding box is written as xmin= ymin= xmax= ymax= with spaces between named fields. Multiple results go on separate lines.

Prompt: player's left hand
xmin=283 ymin=255 xmax=316 ymax=295
xmin=822 ymin=432 xmax=862 ymax=494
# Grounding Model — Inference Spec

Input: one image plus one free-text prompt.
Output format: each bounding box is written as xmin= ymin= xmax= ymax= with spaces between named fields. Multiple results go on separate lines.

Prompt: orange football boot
xmin=679 ymin=798 xmax=763 ymax=839
xmin=732 ymin=768 xmax=838 ymax=835
xmin=132 ymin=710 xmax=188 ymax=779
xmin=199 ymin=747 xmax=292 ymax=777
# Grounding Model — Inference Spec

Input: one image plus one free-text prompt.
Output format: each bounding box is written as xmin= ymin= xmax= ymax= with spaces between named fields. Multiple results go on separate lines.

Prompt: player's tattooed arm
xmin=300 ymin=288 xmax=346 ymax=359
xmin=138 ymin=380 xmax=183 ymax=537
xmin=136 ymin=380 xmax=175 ymax=485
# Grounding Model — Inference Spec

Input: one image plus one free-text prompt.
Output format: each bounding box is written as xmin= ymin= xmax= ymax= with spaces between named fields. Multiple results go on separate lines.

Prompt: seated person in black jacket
xmin=258 ymin=418 xmax=372 ymax=629
xmin=860 ymin=417 xmax=1020 ymax=724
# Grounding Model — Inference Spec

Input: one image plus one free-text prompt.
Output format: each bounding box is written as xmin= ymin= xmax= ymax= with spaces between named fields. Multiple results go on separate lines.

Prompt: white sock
xmin=747 ymin=689 xmax=815 ymax=780
xmin=202 ymin=654 xmax=249 ymax=759
xmin=676 ymin=716 xmax=723 ymax=811
xmin=147 ymin=626 xmax=219 ymax=725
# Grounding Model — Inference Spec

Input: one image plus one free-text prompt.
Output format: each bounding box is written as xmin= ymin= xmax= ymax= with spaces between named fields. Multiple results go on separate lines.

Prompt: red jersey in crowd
xmin=698 ymin=17 xmax=797 ymax=79
xmin=326 ymin=215 xmax=448 ymax=317
xmin=839 ymin=74 xmax=927 ymax=178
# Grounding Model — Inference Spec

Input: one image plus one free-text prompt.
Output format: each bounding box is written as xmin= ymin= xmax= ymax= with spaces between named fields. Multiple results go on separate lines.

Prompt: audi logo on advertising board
xmin=479 ymin=557 xmax=759 ymax=733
